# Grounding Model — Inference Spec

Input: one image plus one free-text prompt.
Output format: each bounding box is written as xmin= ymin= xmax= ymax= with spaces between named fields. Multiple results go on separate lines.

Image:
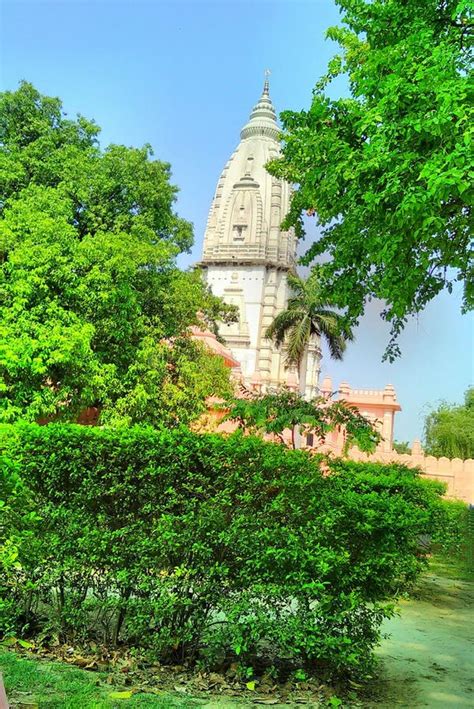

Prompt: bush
xmin=0 ymin=424 xmax=453 ymax=678
xmin=0 ymin=450 xmax=41 ymax=635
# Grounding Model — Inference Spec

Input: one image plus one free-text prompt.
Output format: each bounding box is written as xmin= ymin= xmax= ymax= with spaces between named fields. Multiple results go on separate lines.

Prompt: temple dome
xmin=240 ymin=78 xmax=280 ymax=141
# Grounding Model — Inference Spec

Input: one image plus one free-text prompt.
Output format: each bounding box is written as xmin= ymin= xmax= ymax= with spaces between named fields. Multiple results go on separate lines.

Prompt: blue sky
xmin=1 ymin=0 xmax=472 ymax=442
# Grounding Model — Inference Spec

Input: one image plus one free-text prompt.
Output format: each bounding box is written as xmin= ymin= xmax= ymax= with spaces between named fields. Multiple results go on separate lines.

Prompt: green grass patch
xmin=0 ymin=650 xmax=200 ymax=708
xmin=428 ymin=553 xmax=474 ymax=582
xmin=427 ymin=546 xmax=474 ymax=582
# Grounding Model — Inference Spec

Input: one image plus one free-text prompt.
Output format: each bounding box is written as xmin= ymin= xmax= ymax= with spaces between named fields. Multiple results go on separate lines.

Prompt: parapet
xmin=337 ymin=381 xmax=401 ymax=411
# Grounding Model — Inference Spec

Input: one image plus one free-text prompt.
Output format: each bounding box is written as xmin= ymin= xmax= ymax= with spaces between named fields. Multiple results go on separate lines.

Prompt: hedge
xmin=0 ymin=423 xmax=454 ymax=678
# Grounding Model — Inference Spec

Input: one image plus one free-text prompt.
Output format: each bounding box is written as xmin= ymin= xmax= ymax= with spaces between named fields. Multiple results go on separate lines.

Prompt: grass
xmin=428 ymin=550 xmax=474 ymax=582
xmin=0 ymin=650 xmax=201 ymax=708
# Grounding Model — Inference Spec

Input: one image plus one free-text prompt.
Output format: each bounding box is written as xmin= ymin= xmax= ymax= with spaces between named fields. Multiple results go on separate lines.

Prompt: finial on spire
xmin=263 ymin=68 xmax=271 ymax=95
xmin=240 ymin=70 xmax=278 ymax=140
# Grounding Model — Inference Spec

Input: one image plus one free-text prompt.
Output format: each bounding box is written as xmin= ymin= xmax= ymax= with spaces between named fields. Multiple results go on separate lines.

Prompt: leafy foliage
xmin=0 ymin=444 xmax=40 ymax=635
xmin=268 ymin=0 xmax=473 ymax=359
xmin=0 ymin=82 xmax=234 ymax=424
xmin=393 ymin=440 xmax=411 ymax=454
xmin=265 ymin=272 xmax=353 ymax=369
xmin=0 ymin=423 xmax=452 ymax=679
xmin=424 ymin=387 xmax=474 ymax=458
xmin=225 ymin=388 xmax=380 ymax=451
xmin=429 ymin=498 xmax=471 ymax=557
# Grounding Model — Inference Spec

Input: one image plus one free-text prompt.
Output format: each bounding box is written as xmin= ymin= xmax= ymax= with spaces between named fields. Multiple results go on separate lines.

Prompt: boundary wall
xmin=344 ymin=445 xmax=474 ymax=505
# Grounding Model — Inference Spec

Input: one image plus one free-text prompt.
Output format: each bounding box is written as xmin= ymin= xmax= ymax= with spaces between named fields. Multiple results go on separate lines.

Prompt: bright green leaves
xmin=269 ymin=0 xmax=473 ymax=359
xmin=1 ymin=423 xmax=452 ymax=678
xmin=224 ymin=388 xmax=380 ymax=453
xmin=102 ymin=337 xmax=233 ymax=429
xmin=0 ymin=83 xmax=232 ymax=423
xmin=424 ymin=387 xmax=474 ymax=459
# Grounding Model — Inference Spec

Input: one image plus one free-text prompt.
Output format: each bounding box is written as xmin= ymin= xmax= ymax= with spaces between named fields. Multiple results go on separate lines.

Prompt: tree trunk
xmin=112 ymin=587 xmax=132 ymax=646
xmin=299 ymin=348 xmax=309 ymax=399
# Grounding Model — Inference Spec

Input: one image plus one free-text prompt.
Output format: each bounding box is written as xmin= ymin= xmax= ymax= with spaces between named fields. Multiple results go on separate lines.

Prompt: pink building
xmin=319 ymin=377 xmax=401 ymax=454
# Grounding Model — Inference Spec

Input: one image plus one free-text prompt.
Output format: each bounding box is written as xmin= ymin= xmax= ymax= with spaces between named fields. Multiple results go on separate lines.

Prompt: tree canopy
xmin=0 ymin=82 xmax=235 ymax=425
xmin=225 ymin=388 xmax=380 ymax=452
xmin=393 ymin=440 xmax=411 ymax=455
xmin=269 ymin=0 xmax=473 ymax=359
xmin=424 ymin=387 xmax=474 ymax=459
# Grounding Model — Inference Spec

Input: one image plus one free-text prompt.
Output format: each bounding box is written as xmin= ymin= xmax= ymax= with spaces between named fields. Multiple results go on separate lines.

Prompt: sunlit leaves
xmin=225 ymin=388 xmax=380 ymax=453
xmin=424 ymin=387 xmax=474 ymax=458
xmin=1 ymin=423 xmax=451 ymax=676
xmin=0 ymin=83 xmax=232 ymax=423
xmin=269 ymin=0 xmax=473 ymax=359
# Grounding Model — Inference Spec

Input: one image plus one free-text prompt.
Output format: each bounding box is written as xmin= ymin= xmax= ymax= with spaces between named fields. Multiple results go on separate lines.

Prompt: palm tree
xmin=266 ymin=272 xmax=353 ymax=391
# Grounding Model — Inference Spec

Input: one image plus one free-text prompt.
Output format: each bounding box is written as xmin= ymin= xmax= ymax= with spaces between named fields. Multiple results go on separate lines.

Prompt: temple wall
xmin=316 ymin=379 xmax=473 ymax=504
xmin=197 ymin=363 xmax=473 ymax=505
xmin=335 ymin=447 xmax=474 ymax=505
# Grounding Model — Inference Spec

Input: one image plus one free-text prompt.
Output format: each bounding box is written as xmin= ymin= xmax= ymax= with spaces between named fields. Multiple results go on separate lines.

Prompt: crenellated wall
xmin=194 ymin=354 xmax=474 ymax=505
xmin=310 ymin=379 xmax=473 ymax=505
xmin=339 ymin=445 xmax=474 ymax=505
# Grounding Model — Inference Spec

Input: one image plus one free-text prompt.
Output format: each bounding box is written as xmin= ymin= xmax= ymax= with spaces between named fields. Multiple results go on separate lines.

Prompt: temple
xmin=198 ymin=77 xmax=401 ymax=451
xmin=200 ymin=76 xmax=320 ymax=398
xmin=193 ymin=76 xmax=474 ymax=505
xmin=317 ymin=377 xmax=401 ymax=454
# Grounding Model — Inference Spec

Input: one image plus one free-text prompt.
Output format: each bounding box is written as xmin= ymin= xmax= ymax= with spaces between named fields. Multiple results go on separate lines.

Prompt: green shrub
xmin=429 ymin=497 xmax=471 ymax=556
xmin=0 ymin=451 xmax=42 ymax=634
xmin=0 ymin=423 xmax=452 ymax=678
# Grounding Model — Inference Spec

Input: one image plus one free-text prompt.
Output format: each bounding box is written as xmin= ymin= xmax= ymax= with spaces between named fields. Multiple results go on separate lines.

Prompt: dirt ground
xmin=370 ymin=573 xmax=474 ymax=708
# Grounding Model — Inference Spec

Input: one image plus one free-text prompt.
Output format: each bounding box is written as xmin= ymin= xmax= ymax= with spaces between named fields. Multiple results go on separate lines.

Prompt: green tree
xmin=424 ymin=387 xmax=474 ymax=459
xmin=225 ymin=388 xmax=380 ymax=451
xmin=0 ymin=82 xmax=235 ymax=424
xmin=393 ymin=440 xmax=411 ymax=455
xmin=265 ymin=272 xmax=353 ymax=387
xmin=268 ymin=0 xmax=473 ymax=360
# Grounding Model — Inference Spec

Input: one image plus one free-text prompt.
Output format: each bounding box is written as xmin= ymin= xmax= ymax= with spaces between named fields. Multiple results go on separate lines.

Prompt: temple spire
xmin=240 ymin=71 xmax=278 ymax=140
xmin=263 ymin=68 xmax=271 ymax=96
xmin=200 ymin=72 xmax=316 ymax=394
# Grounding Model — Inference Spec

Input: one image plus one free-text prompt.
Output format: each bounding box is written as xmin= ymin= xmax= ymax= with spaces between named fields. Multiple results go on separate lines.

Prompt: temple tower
xmin=201 ymin=77 xmax=320 ymax=396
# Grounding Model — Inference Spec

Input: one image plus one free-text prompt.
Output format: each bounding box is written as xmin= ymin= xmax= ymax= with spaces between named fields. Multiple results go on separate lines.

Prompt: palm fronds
xmin=266 ymin=273 xmax=353 ymax=367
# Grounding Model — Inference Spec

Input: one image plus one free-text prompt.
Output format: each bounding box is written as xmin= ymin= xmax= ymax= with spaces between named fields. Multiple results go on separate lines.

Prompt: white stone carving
xmin=201 ymin=77 xmax=320 ymax=394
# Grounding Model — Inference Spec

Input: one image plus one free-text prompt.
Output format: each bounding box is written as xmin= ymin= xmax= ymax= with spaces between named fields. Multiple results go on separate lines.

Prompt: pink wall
xmin=320 ymin=378 xmax=401 ymax=453
xmin=313 ymin=379 xmax=473 ymax=505
xmin=344 ymin=446 xmax=474 ymax=505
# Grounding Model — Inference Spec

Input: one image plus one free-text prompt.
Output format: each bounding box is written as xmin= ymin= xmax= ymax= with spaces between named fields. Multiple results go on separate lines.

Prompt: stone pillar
xmin=250 ymin=369 xmax=262 ymax=393
xmin=382 ymin=384 xmax=397 ymax=451
xmin=411 ymin=439 xmax=424 ymax=455
xmin=257 ymin=268 xmax=279 ymax=386
xmin=269 ymin=178 xmax=282 ymax=262
xmin=286 ymin=366 xmax=299 ymax=392
xmin=339 ymin=381 xmax=350 ymax=398
xmin=382 ymin=411 xmax=394 ymax=452
xmin=304 ymin=340 xmax=321 ymax=400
